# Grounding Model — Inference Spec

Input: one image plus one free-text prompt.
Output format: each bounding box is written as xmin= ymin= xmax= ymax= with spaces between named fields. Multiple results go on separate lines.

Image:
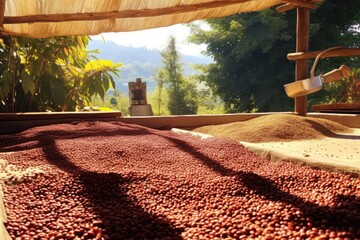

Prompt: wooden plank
xmin=308 ymin=113 xmax=360 ymax=128
xmin=287 ymin=48 xmax=360 ymax=60
xmin=0 ymin=111 xmax=122 ymax=121
xmin=0 ymin=112 xmax=286 ymax=134
xmin=4 ymin=0 xmax=253 ymax=24
xmin=294 ymin=7 xmax=310 ymax=116
xmin=312 ymin=103 xmax=360 ymax=113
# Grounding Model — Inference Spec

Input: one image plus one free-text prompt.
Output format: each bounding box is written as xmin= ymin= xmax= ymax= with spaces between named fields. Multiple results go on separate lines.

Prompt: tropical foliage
xmin=0 ymin=36 xmax=120 ymax=112
xmin=189 ymin=1 xmax=360 ymax=112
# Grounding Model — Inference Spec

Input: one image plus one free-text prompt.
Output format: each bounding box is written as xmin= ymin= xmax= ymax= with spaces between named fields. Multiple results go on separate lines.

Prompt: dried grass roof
xmin=1 ymin=0 xmax=320 ymax=38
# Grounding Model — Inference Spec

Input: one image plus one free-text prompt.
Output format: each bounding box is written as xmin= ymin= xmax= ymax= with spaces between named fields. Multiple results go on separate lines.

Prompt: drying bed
xmin=0 ymin=121 xmax=359 ymax=239
xmin=190 ymin=114 xmax=360 ymax=176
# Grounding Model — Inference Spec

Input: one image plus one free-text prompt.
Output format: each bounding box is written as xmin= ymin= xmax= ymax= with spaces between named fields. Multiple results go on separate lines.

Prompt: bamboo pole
xmin=295 ymin=7 xmax=310 ymax=116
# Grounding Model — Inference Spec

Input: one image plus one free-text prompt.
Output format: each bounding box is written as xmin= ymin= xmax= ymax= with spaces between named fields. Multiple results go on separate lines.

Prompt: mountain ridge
xmin=87 ymin=39 xmax=212 ymax=93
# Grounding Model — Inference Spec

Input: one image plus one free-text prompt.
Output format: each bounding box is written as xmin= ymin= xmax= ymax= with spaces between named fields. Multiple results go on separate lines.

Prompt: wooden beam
xmin=4 ymin=0 xmax=252 ymax=24
xmin=276 ymin=2 xmax=316 ymax=13
xmin=0 ymin=0 xmax=5 ymax=31
xmin=281 ymin=0 xmax=317 ymax=9
xmin=277 ymin=3 xmax=297 ymax=13
xmin=294 ymin=7 xmax=310 ymax=116
xmin=288 ymin=48 xmax=360 ymax=60
xmin=276 ymin=0 xmax=323 ymax=13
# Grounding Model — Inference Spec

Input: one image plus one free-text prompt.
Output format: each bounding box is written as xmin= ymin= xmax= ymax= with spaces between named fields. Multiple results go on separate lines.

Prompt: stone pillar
xmin=128 ymin=78 xmax=153 ymax=116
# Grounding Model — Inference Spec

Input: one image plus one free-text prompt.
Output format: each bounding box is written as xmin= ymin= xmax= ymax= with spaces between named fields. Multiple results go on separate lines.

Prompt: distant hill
xmin=87 ymin=40 xmax=212 ymax=93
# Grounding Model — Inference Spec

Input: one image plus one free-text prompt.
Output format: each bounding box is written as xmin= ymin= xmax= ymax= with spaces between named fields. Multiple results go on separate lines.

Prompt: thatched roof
xmin=1 ymin=0 xmax=320 ymax=38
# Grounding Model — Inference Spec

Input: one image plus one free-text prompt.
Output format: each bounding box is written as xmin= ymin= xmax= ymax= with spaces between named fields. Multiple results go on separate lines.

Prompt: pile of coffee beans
xmin=1 ymin=121 xmax=359 ymax=239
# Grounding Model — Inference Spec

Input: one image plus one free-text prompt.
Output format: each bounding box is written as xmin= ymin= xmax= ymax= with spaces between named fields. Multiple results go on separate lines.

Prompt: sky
xmin=90 ymin=21 xmax=209 ymax=57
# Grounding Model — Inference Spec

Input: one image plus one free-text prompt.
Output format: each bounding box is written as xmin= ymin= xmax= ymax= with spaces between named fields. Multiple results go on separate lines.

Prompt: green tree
xmin=190 ymin=65 xmax=225 ymax=114
xmin=153 ymin=68 xmax=166 ymax=115
xmin=159 ymin=36 xmax=198 ymax=115
xmin=0 ymin=36 xmax=120 ymax=112
xmin=189 ymin=1 xmax=360 ymax=112
xmin=148 ymin=86 xmax=170 ymax=116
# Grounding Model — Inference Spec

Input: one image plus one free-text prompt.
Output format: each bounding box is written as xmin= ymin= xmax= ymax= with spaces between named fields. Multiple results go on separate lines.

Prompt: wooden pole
xmin=288 ymin=48 xmax=360 ymax=60
xmin=0 ymin=0 xmax=5 ymax=32
xmin=295 ymin=7 xmax=309 ymax=116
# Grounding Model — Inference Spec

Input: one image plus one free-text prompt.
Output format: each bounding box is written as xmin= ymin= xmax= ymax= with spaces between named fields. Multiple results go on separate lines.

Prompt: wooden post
xmin=0 ymin=0 xmax=5 ymax=32
xmin=295 ymin=7 xmax=309 ymax=116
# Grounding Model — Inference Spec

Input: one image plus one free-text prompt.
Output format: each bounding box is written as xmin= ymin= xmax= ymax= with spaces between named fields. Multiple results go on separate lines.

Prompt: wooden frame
xmin=276 ymin=2 xmax=316 ymax=13
xmin=288 ymin=48 xmax=360 ymax=60
xmin=3 ymin=0 xmax=318 ymax=24
xmin=277 ymin=0 xmax=322 ymax=13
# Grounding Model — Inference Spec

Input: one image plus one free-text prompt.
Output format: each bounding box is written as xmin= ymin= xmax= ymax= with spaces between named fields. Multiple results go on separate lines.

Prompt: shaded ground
xmin=0 ymin=121 xmax=359 ymax=239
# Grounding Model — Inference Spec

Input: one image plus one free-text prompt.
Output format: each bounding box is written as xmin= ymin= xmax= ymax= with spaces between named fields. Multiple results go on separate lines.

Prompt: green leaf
xmin=96 ymin=83 xmax=105 ymax=100
xmin=39 ymin=79 xmax=51 ymax=100
xmin=112 ymin=70 xmax=120 ymax=78
xmin=21 ymin=72 xmax=36 ymax=95
xmin=103 ymin=76 xmax=109 ymax=90
xmin=110 ymin=77 xmax=116 ymax=89
xmin=52 ymin=83 xmax=66 ymax=105
xmin=88 ymin=81 xmax=96 ymax=96
xmin=85 ymin=59 xmax=121 ymax=71
xmin=0 ymin=70 xmax=13 ymax=93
